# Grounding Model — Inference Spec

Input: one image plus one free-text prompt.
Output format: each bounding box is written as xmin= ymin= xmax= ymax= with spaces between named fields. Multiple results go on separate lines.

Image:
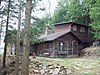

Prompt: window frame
xmin=72 ymin=25 xmax=77 ymax=31
xmin=80 ymin=27 xmax=85 ymax=32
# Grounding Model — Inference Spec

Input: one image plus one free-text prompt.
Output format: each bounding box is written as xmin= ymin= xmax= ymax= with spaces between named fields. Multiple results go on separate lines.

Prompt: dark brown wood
xmin=55 ymin=23 xmax=90 ymax=43
xmin=36 ymin=33 xmax=80 ymax=57
xmin=34 ymin=22 xmax=91 ymax=57
xmin=36 ymin=41 xmax=53 ymax=56
xmin=55 ymin=24 xmax=71 ymax=32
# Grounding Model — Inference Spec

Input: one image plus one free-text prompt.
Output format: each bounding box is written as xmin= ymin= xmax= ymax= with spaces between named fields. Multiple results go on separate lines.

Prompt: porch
xmin=54 ymin=40 xmax=78 ymax=57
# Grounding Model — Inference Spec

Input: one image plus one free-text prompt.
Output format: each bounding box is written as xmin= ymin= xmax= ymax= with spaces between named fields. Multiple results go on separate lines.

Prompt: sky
xmin=33 ymin=0 xmax=58 ymax=18
xmin=41 ymin=0 xmax=58 ymax=16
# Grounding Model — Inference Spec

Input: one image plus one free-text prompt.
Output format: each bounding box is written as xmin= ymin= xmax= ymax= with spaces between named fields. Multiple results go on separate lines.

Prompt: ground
xmin=0 ymin=54 xmax=100 ymax=75
xmin=30 ymin=57 xmax=100 ymax=75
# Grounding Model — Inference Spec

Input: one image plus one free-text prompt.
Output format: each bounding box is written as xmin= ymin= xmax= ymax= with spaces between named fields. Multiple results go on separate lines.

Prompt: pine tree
xmin=2 ymin=0 xmax=11 ymax=68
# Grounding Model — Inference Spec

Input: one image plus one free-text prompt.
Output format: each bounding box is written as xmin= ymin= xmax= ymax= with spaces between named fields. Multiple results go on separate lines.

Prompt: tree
xmin=0 ymin=1 xmax=8 ymax=45
xmin=0 ymin=0 xmax=19 ymax=46
xmin=2 ymin=0 xmax=11 ymax=68
xmin=7 ymin=29 xmax=17 ymax=44
xmin=21 ymin=0 xmax=47 ymax=44
xmin=14 ymin=0 xmax=21 ymax=74
xmin=0 ymin=0 xmax=19 ymax=28
xmin=0 ymin=15 xmax=4 ymax=44
xmin=82 ymin=0 xmax=96 ymax=25
xmin=30 ymin=16 xmax=50 ymax=43
xmin=50 ymin=0 xmax=83 ymax=24
xmin=66 ymin=0 xmax=83 ymax=23
xmin=90 ymin=0 xmax=100 ymax=39
xmin=22 ymin=0 xmax=32 ymax=75
xmin=50 ymin=0 xmax=95 ymax=26
xmin=50 ymin=0 xmax=67 ymax=23
xmin=6 ymin=29 xmax=17 ymax=55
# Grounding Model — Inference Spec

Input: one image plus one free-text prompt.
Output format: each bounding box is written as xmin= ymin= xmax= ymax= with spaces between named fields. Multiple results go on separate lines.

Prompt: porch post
xmin=77 ymin=41 xmax=78 ymax=56
xmin=72 ymin=41 xmax=73 ymax=56
xmin=52 ymin=41 xmax=55 ymax=57
xmin=67 ymin=44 xmax=69 ymax=55
xmin=72 ymin=40 xmax=76 ymax=55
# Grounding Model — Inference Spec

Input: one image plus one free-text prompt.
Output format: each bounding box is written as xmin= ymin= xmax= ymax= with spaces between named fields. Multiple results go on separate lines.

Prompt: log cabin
xmin=34 ymin=22 xmax=92 ymax=57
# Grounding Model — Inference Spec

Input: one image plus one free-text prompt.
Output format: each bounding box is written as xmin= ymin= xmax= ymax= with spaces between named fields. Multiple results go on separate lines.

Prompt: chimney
xmin=45 ymin=26 xmax=51 ymax=35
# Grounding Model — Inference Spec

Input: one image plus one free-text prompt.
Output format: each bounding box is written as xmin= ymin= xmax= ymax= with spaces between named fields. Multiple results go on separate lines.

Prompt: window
xmin=80 ymin=27 xmax=85 ymax=32
xmin=72 ymin=25 xmax=77 ymax=31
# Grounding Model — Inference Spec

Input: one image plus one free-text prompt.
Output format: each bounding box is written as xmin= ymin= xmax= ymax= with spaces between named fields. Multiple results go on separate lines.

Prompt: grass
xmin=0 ymin=54 xmax=99 ymax=75
xmin=30 ymin=57 xmax=100 ymax=75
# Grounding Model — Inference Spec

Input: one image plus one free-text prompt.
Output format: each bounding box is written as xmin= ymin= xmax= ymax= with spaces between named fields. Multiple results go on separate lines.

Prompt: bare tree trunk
xmin=2 ymin=0 xmax=11 ymax=68
xmin=22 ymin=0 xmax=32 ymax=75
xmin=0 ymin=15 xmax=3 ymax=45
xmin=14 ymin=0 xmax=21 ymax=75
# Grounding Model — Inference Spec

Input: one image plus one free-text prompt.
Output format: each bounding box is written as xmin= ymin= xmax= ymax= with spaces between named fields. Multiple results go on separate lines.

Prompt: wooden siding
xmin=54 ymin=24 xmax=71 ymax=32
xmin=71 ymin=24 xmax=89 ymax=42
xmin=35 ymin=22 xmax=91 ymax=57
xmin=36 ymin=33 xmax=83 ymax=57
xmin=54 ymin=33 xmax=80 ymax=57
xmin=37 ymin=41 xmax=53 ymax=56
xmin=54 ymin=23 xmax=90 ymax=43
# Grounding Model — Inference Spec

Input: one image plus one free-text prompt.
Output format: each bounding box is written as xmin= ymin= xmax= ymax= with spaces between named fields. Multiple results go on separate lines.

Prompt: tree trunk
xmin=22 ymin=0 xmax=32 ymax=75
xmin=14 ymin=0 xmax=21 ymax=75
xmin=0 ymin=15 xmax=3 ymax=45
xmin=2 ymin=0 xmax=11 ymax=68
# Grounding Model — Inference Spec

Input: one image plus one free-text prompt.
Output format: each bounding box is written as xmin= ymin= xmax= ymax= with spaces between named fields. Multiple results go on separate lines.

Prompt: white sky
xmin=42 ymin=0 xmax=58 ymax=15
xmin=33 ymin=0 xmax=58 ymax=18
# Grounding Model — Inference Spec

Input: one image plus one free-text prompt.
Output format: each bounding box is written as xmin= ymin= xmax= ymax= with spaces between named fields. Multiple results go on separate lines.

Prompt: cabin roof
xmin=39 ymin=31 xmax=83 ymax=43
xmin=39 ymin=31 xmax=69 ymax=41
xmin=54 ymin=22 xmax=89 ymax=27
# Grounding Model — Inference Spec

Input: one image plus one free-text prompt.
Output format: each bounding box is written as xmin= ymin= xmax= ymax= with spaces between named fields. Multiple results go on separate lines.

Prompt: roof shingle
xmin=39 ymin=31 xmax=70 ymax=41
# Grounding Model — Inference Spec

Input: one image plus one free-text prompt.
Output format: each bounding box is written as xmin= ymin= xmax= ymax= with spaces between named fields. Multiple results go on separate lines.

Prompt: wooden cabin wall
xmin=71 ymin=24 xmax=89 ymax=42
xmin=55 ymin=23 xmax=90 ymax=43
xmin=36 ymin=33 xmax=84 ymax=57
xmin=37 ymin=41 xmax=53 ymax=56
xmin=54 ymin=24 xmax=71 ymax=32
xmin=54 ymin=33 xmax=81 ymax=56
